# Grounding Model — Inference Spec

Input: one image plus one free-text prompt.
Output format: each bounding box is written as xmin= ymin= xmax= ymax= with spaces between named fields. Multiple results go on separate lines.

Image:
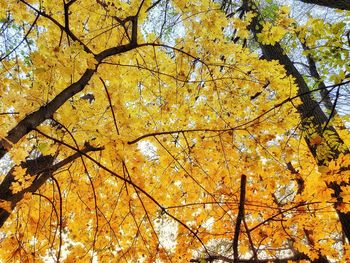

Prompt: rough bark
xmin=299 ymin=0 xmax=350 ymax=11
xmin=302 ymin=43 xmax=335 ymax=114
xmin=243 ymin=0 xmax=350 ymax=250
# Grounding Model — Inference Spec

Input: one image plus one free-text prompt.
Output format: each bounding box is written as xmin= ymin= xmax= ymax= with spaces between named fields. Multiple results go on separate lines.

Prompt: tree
xmin=0 ymin=0 xmax=349 ymax=262
xmin=298 ymin=0 xmax=350 ymax=11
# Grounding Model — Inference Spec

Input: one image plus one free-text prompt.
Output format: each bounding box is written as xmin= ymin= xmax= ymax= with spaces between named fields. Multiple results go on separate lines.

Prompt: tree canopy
xmin=0 ymin=0 xmax=350 ymax=262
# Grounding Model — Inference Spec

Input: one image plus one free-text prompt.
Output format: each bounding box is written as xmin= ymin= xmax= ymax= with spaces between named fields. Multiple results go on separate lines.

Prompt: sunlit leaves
xmin=257 ymin=21 xmax=287 ymax=45
xmin=0 ymin=0 xmax=349 ymax=262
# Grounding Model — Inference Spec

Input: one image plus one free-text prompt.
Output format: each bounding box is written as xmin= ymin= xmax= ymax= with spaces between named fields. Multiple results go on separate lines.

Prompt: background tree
xmin=0 ymin=0 xmax=350 ymax=262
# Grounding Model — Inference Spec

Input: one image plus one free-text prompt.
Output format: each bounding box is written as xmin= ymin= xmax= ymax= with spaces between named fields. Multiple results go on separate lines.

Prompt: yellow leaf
xmin=0 ymin=200 xmax=12 ymax=213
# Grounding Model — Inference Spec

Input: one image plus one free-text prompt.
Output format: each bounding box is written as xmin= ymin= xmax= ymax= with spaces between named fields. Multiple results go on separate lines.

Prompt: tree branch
xmin=190 ymin=253 xmax=311 ymax=263
xmin=301 ymin=43 xmax=335 ymax=113
xmin=241 ymin=0 xmax=350 ymax=241
xmin=233 ymin=174 xmax=246 ymax=262
xmin=298 ymin=0 xmax=350 ymax=11
xmin=33 ymin=128 xmax=210 ymax=255
xmin=0 ymin=142 xmax=103 ymax=228
xmin=0 ymin=68 xmax=96 ymax=159
xmin=0 ymin=15 xmax=140 ymax=159
xmin=0 ymin=13 xmax=40 ymax=62
xmin=127 ymin=80 xmax=349 ymax=145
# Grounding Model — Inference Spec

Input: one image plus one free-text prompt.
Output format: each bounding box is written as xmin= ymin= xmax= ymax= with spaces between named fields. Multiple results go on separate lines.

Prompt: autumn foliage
xmin=0 ymin=0 xmax=350 ymax=262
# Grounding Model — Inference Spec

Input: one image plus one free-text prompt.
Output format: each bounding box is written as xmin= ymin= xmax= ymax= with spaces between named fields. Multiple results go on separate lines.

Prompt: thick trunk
xmin=258 ymin=28 xmax=350 ymax=245
xmin=302 ymin=44 xmax=335 ymax=114
xmin=258 ymin=42 xmax=344 ymax=157
xmin=299 ymin=0 xmax=350 ymax=11
xmin=243 ymin=0 xmax=350 ymax=246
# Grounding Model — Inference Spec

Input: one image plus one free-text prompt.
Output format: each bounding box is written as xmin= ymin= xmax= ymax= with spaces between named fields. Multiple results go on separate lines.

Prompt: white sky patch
xmin=137 ymin=140 xmax=158 ymax=161
xmin=154 ymin=215 xmax=178 ymax=252
xmin=0 ymin=153 xmax=12 ymax=176
xmin=201 ymin=217 xmax=214 ymax=230
xmin=141 ymin=1 xmax=185 ymax=46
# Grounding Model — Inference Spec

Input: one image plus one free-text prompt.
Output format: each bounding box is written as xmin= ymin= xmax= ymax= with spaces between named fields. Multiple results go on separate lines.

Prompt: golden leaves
xmin=1 ymin=0 xmax=350 ymax=262
xmin=318 ymin=154 xmax=350 ymax=185
xmin=0 ymin=200 xmax=12 ymax=213
xmin=256 ymin=5 xmax=296 ymax=46
xmin=232 ymin=12 xmax=256 ymax=39
xmin=10 ymin=167 xmax=32 ymax=194
xmin=310 ymin=134 xmax=323 ymax=146
xmin=257 ymin=21 xmax=287 ymax=45
xmin=340 ymin=186 xmax=350 ymax=204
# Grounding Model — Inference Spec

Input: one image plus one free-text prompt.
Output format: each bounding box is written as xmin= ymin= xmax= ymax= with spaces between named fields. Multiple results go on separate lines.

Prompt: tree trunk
xmin=299 ymin=0 xmax=350 ymax=11
xmin=243 ymin=0 xmax=350 ymax=244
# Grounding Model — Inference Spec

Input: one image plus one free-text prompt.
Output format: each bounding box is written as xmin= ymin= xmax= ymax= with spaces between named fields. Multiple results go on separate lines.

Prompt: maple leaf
xmin=0 ymin=0 xmax=349 ymax=262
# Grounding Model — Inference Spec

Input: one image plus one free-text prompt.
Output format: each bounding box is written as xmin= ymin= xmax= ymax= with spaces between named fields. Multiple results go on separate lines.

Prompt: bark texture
xmin=243 ymin=0 xmax=350 ymax=252
xmin=299 ymin=0 xmax=350 ymax=11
